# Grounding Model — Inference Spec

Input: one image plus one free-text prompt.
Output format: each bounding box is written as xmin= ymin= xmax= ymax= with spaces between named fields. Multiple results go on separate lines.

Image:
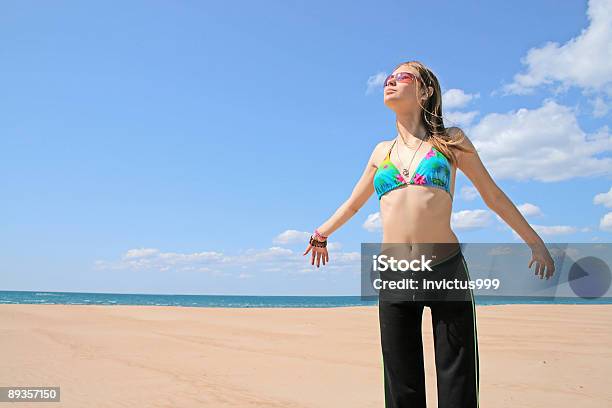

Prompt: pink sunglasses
xmin=383 ymin=72 xmax=420 ymax=87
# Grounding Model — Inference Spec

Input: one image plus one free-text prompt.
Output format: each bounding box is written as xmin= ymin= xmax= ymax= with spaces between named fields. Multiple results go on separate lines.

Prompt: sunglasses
xmin=383 ymin=72 xmax=420 ymax=87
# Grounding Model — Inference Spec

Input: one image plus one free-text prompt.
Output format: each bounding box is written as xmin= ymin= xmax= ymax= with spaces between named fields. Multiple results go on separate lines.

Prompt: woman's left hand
xmin=528 ymin=242 xmax=556 ymax=280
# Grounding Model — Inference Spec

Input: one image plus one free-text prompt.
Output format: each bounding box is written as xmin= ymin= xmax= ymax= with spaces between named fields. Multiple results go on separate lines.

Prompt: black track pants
xmin=378 ymin=251 xmax=480 ymax=408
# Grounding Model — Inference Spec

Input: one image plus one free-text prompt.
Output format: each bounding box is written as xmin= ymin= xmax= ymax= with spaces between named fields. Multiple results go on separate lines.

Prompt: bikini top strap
xmin=386 ymin=139 xmax=397 ymax=159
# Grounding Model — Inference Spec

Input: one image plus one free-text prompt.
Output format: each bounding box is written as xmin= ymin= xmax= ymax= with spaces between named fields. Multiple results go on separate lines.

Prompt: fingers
xmin=538 ymin=261 xmax=544 ymax=279
xmin=547 ymin=263 xmax=555 ymax=278
xmin=545 ymin=261 xmax=555 ymax=279
xmin=305 ymin=247 xmax=330 ymax=268
xmin=529 ymin=249 xmax=556 ymax=280
xmin=319 ymin=250 xmax=330 ymax=267
xmin=531 ymin=259 xmax=543 ymax=279
xmin=534 ymin=260 xmax=556 ymax=280
xmin=537 ymin=260 xmax=556 ymax=279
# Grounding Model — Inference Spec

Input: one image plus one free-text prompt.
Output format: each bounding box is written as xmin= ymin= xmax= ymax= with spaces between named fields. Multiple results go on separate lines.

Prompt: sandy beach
xmin=1 ymin=303 xmax=611 ymax=407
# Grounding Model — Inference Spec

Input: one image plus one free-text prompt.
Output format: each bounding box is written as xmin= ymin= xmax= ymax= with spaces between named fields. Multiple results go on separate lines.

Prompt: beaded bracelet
xmin=309 ymin=236 xmax=328 ymax=248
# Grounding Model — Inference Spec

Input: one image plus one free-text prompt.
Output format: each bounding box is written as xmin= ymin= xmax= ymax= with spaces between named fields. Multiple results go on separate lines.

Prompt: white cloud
xmin=124 ymin=248 xmax=159 ymax=258
xmin=366 ymin=71 xmax=387 ymax=95
xmin=465 ymin=99 xmax=612 ymax=182
xmin=95 ymin=245 xmax=361 ymax=276
xmin=590 ymin=96 xmax=610 ymax=117
xmin=329 ymin=251 xmax=361 ymax=263
xmin=530 ymin=225 xmax=578 ymax=236
xmin=444 ymin=110 xmax=480 ymax=128
xmin=156 ymin=251 xmax=225 ymax=264
xmin=501 ymin=0 xmax=612 ymax=98
xmin=365 ymin=208 xmax=495 ymax=231
xmin=495 ymin=203 xmax=543 ymax=226
xmin=503 ymin=223 xmax=580 ymax=240
xmin=273 ymin=229 xmax=311 ymax=245
xmin=600 ymin=212 xmax=612 ymax=231
xmin=443 ymin=88 xmax=480 ymax=109
xmin=326 ymin=241 xmax=343 ymax=251
xmin=237 ymin=246 xmax=294 ymax=262
xmin=440 ymin=89 xmax=481 ymax=128
xmin=363 ymin=212 xmax=382 ymax=232
xmin=451 ymin=209 xmax=492 ymax=229
xmin=459 ymin=185 xmax=480 ymax=201
xmin=272 ymin=229 xmax=342 ymax=250
xmin=95 ymin=248 xmax=226 ymax=274
xmin=517 ymin=203 xmax=543 ymax=217
xmin=593 ymin=186 xmax=612 ymax=207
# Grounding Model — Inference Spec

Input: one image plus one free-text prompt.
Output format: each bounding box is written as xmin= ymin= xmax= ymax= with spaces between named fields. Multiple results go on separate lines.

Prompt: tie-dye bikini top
xmin=373 ymin=139 xmax=453 ymax=201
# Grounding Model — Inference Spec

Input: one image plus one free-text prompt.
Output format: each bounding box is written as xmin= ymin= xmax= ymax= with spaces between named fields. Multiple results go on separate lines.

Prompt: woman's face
xmin=383 ymin=65 xmax=426 ymax=112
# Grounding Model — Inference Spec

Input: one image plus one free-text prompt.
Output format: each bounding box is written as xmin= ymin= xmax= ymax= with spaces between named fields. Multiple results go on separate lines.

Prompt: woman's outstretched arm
xmin=314 ymin=142 xmax=383 ymax=238
xmin=453 ymin=127 xmax=555 ymax=279
xmin=303 ymin=142 xmax=383 ymax=267
xmin=317 ymin=142 xmax=384 ymax=236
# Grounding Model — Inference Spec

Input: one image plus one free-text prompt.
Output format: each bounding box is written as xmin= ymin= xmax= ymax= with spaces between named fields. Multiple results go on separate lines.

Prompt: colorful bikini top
xmin=373 ymin=139 xmax=453 ymax=201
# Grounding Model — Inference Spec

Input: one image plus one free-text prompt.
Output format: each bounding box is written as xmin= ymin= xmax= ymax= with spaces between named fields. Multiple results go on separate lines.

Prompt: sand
xmin=1 ymin=304 xmax=611 ymax=407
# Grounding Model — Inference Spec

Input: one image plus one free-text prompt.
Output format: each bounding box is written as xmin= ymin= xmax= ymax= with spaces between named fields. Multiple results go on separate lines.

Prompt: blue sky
xmin=1 ymin=0 xmax=611 ymax=295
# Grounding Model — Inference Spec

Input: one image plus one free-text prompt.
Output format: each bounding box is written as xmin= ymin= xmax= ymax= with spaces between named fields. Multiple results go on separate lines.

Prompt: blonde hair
xmin=391 ymin=60 xmax=475 ymax=166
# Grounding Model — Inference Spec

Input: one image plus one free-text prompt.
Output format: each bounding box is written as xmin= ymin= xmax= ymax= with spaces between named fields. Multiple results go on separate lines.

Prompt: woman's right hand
xmin=528 ymin=241 xmax=556 ymax=280
xmin=303 ymin=239 xmax=329 ymax=268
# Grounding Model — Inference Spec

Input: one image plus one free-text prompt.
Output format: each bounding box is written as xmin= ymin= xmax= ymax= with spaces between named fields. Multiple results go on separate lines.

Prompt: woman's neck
xmin=395 ymin=115 xmax=429 ymax=144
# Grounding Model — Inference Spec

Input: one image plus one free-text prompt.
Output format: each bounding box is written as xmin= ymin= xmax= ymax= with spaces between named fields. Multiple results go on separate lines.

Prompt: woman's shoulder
xmin=444 ymin=127 xmax=478 ymax=164
xmin=369 ymin=139 xmax=395 ymax=168
xmin=378 ymin=138 xmax=398 ymax=155
xmin=445 ymin=126 xmax=473 ymax=144
xmin=445 ymin=126 xmax=463 ymax=139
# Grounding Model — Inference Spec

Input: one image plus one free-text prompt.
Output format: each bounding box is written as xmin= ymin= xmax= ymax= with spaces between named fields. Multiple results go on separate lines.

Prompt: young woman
xmin=303 ymin=60 xmax=556 ymax=408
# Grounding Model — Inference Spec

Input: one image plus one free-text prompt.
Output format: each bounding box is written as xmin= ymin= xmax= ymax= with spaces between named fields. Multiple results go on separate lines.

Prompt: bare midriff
xmin=379 ymin=167 xmax=461 ymax=267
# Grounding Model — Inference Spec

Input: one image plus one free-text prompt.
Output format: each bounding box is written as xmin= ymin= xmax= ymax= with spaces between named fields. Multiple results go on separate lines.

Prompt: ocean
xmin=0 ymin=290 xmax=610 ymax=307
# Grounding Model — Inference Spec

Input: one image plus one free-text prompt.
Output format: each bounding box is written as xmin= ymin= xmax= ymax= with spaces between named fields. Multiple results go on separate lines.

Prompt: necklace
xmin=398 ymin=132 xmax=426 ymax=150
xmin=395 ymin=134 xmax=426 ymax=179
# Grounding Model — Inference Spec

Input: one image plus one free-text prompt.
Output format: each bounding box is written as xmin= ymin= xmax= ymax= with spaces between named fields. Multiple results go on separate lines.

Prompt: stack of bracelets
xmin=309 ymin=229 xmax=328 ymax=248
